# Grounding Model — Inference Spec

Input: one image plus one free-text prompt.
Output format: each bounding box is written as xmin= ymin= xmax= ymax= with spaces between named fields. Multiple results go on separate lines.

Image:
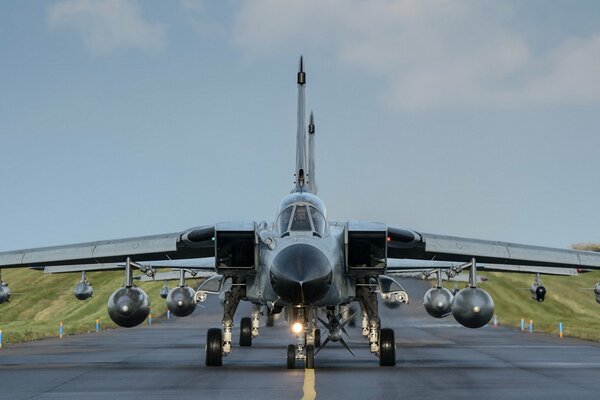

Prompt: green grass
xmin=0 ymin=268 xmax=171 ymax=344
xmin=474 ymin=271 xmax=600 ymax=340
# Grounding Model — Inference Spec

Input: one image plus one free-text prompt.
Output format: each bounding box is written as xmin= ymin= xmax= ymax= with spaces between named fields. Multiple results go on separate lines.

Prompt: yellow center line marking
xmin=301 ymin=368 xmax=316 ymax=400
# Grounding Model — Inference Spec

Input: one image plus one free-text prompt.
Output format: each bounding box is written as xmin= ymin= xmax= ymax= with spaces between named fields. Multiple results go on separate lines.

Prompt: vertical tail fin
xmin=295 ymin=56 xmax=307 ymax=191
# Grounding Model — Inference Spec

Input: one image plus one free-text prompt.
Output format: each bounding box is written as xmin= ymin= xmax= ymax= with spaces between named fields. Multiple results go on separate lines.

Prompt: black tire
xmin=305 ymin=345 xmax=315 ymax=369
xmin=287 ymin=344 xmax=296 ymax=369
xmin=205 ymin=328 xmax=223 ymax=367
xmin=240 ymin=317 xmax=252 ymax=347
xmin=379 ymin=328 xmax=396 ymax=367
xmin=266 ymin=314 xmax=275 ymax=327
xmin=314 ymin=329 xmax=321 ymax=348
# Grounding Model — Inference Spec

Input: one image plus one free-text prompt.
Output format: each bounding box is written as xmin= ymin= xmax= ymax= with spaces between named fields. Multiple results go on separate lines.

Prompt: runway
xmin=1 ymin=279 xmax=600 ymax=399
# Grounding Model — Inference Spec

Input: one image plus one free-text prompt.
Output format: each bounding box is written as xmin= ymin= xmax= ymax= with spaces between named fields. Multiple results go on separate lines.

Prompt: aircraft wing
xmin=387 ymin=227 xmax=600 ymax=269
xmin=385 ymin=259 xmax=582 ymax=276
xmin=0 ymin=226 xmax=215 ymax=268
xmin=41 ymin=258 xmax=217 ymax=274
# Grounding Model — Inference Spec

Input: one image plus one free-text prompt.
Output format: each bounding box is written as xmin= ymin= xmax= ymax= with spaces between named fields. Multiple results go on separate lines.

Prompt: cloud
xmin=47 ymin=0 xmax=165 ymax=55
xmin=230 ymin=0 xmax=600 ymax=110
xmin=180 ymin=0 xmax=227 ymax=38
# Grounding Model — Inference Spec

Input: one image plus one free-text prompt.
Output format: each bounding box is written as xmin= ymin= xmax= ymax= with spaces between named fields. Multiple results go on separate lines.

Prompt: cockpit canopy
xmin=276 ymin=192 xmax=328 ymax=237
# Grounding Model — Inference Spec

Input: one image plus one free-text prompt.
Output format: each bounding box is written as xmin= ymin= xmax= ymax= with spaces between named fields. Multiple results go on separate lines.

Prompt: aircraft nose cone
xmin=270 ymin=244 xmax=332 ymax=304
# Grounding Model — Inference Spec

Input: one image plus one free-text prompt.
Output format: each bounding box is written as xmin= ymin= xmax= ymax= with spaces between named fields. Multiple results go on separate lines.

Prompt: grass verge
xmin=477 ymin=271 xmax=600 ymax=340
xmin=0 ymin=268 xmax=169 ymax=344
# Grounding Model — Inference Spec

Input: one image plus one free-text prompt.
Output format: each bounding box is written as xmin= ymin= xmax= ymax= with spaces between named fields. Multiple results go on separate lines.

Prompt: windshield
xmin=277 ymin=203 xmax=328 ymax=237
xmin=290 ymin=205 xmax=312 ymax=231
xmin=278 ymin=206 xmax=293 ymax=233
xmin=309 ymin=206 xmax=325 ymax=236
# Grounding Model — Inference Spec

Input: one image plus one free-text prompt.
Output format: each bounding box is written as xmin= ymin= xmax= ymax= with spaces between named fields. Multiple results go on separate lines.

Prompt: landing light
xmin=473 ymin=306 xmax=481 ymax=313
xmin=292 ymin=322 xmax=304 ymax=334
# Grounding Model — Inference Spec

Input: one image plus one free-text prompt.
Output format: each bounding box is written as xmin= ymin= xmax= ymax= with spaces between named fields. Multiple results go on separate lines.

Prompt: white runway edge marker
xmin=301 ymin=368 xmax=316 ymax=400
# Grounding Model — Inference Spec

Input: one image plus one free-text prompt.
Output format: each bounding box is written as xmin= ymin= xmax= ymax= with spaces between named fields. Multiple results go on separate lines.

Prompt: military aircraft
xmin=2 ymin=58 xmax=600 ymax=369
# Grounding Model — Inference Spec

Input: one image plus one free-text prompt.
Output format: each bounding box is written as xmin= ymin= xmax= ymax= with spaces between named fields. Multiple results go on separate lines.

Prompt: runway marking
xmin=301 ymin=368 xmax=316 ymax=400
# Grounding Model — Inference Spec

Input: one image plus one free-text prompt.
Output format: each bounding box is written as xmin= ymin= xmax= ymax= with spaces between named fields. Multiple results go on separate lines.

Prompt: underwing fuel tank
xmin=451 ymin=287 xmax=494 ymax=328
xmin=160 ymin=285 xmax=169 ymax=299
xmin=0 ymin=282 xmax=10 ymax=304
xmin=166 ymin=286 xmax=196 ymax=317
xmin=107 ymin=287 xmax=150 ymax=328
xmin=73 ymin=282 xmax=94 ymax=300
xmin=423 ymin=287 xmax=453 ymax=318
xmin=530 ymin=284 xmax=546 ymax=302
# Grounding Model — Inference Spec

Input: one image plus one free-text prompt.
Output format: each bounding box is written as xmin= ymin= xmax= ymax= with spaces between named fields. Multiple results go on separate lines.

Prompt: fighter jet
xmin=2 ymin=58 xmax=600 ymax=369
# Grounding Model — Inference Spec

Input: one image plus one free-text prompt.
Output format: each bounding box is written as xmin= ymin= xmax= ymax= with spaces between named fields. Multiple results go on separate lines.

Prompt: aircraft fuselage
xmin=245 ymin=196 xmax=355 ymax=307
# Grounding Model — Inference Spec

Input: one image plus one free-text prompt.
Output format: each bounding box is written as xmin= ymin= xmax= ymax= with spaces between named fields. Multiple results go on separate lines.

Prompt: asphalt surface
xmin=2 ymin=279 xmax=600 ymax=399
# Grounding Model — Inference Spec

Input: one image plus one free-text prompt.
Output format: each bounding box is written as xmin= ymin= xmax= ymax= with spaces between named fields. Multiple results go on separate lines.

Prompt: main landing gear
xmin=357 ymin=284 xmax=397 ymax=367
xmin=206 ymin=283 xmax=263 ymax=367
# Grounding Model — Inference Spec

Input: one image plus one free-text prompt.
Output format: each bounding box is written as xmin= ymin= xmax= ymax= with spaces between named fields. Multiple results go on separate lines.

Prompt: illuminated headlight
xmin=292 ymin=322 xmax=304 ymax=334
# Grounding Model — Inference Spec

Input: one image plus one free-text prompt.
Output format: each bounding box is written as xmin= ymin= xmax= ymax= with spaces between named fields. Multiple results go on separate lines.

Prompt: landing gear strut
xmin=205 ymin=282 xmax=245 ymax=366
xmin=357 ymin=283 xmax=397 ymax=367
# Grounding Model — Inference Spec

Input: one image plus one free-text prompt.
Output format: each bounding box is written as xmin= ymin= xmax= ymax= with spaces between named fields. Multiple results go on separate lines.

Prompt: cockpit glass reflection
xmin=290 ymin=205 xmax=312 ymax=231
xmin=309 ymin=206 xmax=325 ymax=235
xmin=278 ymin=206 xmax=293 ymax=233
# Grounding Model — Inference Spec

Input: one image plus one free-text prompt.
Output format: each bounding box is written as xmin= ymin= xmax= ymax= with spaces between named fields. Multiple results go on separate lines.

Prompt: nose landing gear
xmin=286 ymin=307 xmax=318 ymax=369
xmin=286 ymin=343 xmax=316 ymax=369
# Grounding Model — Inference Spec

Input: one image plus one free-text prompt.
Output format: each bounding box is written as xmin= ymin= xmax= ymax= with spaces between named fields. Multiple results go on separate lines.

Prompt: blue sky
xmin=1 ymin=0 xmax=600 ymax=251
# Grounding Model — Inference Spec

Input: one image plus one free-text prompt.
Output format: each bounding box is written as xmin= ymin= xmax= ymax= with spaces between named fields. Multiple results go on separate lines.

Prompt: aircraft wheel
xmin=305 ymin=344 xmax=315 ymax=369
xmin=240 ymin=317 xmax=252 ymax=347
xmin=287 ymin=344 xmax=296 ymax=369
xmin=266 ymin=314 xmax=275 ymax=327
xmin=314 ymin=328 xmax=321 ymax=348
xmin=205 ymin=328 xmax=223 ymax=367
xmin=379 ymin=328 xmax=396 ymax=367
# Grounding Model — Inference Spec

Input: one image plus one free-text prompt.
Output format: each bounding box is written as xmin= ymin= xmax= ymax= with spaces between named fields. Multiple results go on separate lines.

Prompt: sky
xmin=1 ymin=0 xmax=600 ymax=251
